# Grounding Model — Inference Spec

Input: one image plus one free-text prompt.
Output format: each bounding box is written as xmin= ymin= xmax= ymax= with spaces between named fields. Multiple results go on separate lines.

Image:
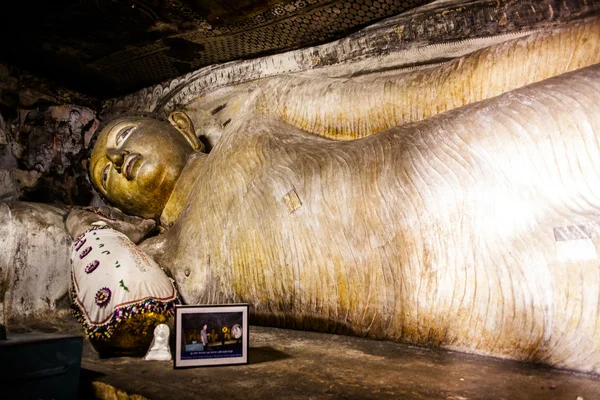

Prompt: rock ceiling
xmin=0 ymin=0 xmax=432 ymax=98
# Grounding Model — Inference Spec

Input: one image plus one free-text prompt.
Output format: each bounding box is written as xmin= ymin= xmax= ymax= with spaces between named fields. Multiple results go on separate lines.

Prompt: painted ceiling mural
xmin=0 ymin=0 xmax=432 ymax=97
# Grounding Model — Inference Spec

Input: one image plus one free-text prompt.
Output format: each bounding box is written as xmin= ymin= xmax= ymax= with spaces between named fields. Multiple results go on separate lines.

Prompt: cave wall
xmin=0 ymin=63 xmax=99 ymax=206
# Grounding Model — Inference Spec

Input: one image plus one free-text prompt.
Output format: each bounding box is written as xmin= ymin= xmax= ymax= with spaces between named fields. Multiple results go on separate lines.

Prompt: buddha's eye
xmin=116 ymin=126 xmax=135 ymax=147
xmin=101 ymin=164 xmax=110 ymax=189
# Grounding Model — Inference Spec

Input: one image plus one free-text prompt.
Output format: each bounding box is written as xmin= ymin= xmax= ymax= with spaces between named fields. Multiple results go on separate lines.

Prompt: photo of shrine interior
xmin=3 ymin=0 xmax=600 ymax=398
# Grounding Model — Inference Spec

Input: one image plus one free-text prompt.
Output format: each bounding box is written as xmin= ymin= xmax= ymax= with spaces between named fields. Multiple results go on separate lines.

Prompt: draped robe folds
xmin=143 ymin=65 xmax=600 ymax=374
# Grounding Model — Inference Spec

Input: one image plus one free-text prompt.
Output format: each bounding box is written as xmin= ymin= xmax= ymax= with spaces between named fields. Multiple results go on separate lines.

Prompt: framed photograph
xmin=174 ymin=304 xmax=249 ymax=368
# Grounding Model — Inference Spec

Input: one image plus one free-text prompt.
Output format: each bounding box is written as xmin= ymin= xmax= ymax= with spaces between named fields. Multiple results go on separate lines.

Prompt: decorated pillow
xmin=70 ymin=224 xmax=179 ymax=339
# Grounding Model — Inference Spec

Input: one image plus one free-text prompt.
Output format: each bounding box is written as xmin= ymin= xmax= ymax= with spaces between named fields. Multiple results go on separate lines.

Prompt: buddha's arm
xmin=255 ymin=17 xmax=600 ymax=140
xmin=66 ymin=207 xmax=156 ymax=243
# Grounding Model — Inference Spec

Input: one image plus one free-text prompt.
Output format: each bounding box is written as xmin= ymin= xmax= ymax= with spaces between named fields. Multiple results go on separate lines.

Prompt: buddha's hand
xmin=66 ymin=206 xmax=156 ymax=244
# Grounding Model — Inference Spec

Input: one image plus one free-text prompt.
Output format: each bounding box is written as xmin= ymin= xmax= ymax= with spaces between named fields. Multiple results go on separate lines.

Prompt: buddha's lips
xmin=123 ymin=154 xmax=141 ymax=180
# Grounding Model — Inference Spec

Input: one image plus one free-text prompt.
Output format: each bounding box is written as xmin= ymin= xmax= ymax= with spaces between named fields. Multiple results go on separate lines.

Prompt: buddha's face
xmin=90 ymin=116 xmax=193 ymax=219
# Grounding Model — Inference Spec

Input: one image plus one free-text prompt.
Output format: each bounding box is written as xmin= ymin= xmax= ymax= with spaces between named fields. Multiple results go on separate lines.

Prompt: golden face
xmin=90 ymin=117 xmax=193 ymax=219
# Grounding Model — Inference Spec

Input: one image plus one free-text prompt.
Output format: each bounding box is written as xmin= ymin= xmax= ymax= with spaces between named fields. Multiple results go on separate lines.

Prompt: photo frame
xmin=174 ymin=304 xmax=249 ymax=368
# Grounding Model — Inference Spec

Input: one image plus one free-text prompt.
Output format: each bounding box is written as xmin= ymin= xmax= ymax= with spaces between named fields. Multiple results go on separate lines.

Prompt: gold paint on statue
xmin=261 ymin=19 xmax=600 ymax=140
xmin=90 ymin=113 xmax=204 ymax=220
xmin=283 ymin=188 xmax=302 ymax=213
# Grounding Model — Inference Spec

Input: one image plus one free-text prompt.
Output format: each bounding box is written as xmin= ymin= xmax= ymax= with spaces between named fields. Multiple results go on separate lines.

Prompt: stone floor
xmin=83 ymin=328 xmax=600 ymax=400
xmin=9 ymin=316 xmax=600 ymax=399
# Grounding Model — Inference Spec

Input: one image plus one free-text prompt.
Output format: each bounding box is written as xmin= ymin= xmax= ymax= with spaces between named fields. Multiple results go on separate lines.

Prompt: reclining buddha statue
xmin=3 ymin=0 xmax=600 ymax=372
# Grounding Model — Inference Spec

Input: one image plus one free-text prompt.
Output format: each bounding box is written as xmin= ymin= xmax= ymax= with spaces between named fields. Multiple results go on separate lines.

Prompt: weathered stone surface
xmin=89 ymin=328 xmax=600 ymax=399
xmin=12 ymin=105 xmax=98 ymax=204
xmin=11 ymin=315 xmax=600 ymax=400
xmin=0 ymin=63 xmax=99 ymax=206
xmin=0 ymin=202 xmax=71 ymax=324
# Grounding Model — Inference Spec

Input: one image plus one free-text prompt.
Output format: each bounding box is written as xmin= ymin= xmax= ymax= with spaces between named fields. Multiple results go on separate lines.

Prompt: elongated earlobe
xmin=168 ymin=111 xmax=205 ymax=152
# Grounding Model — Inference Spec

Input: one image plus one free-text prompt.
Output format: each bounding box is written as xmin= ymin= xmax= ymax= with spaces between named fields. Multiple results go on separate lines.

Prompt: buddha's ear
xmin=168 ymin=111 xmax=205 ymax=152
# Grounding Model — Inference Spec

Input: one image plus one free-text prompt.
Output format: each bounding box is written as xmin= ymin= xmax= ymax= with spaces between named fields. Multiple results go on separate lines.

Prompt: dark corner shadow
xmin=248 ymin=346 xmax=291 ymax=365
xmin=79 ymin=368 xmax=106 ymax=398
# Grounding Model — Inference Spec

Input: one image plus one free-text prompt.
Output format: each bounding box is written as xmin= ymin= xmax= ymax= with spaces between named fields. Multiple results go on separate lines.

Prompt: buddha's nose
xmin=106 ymin=149 xmax=128 ymax=171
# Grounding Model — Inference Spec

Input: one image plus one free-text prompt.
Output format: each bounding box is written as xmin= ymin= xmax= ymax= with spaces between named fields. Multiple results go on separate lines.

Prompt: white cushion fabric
xmin=70 ymin=225 xmax=179 ymax=338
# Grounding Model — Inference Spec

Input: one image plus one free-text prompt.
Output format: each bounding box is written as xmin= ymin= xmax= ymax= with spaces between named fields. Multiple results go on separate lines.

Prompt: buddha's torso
xmin=140 ymin=69 xmax=600 ymax=372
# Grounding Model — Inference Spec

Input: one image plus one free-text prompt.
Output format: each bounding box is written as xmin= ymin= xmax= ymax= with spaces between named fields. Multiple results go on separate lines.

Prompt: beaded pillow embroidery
xmin=70 ymin=225 xmax=179 ymax=340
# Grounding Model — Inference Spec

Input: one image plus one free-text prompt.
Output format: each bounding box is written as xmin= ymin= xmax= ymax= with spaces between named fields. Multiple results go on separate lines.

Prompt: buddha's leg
xmin=260 ymin=17 xmax=600 ymax=139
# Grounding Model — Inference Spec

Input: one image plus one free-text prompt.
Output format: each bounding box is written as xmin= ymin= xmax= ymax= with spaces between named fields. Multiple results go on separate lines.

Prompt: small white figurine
xmin=144 ymin=324 xmax=172 ymax=361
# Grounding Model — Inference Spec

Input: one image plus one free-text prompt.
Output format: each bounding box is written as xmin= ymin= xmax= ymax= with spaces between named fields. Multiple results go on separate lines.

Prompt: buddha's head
xmin=90 ymin=112 xmax=203 ymax=219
